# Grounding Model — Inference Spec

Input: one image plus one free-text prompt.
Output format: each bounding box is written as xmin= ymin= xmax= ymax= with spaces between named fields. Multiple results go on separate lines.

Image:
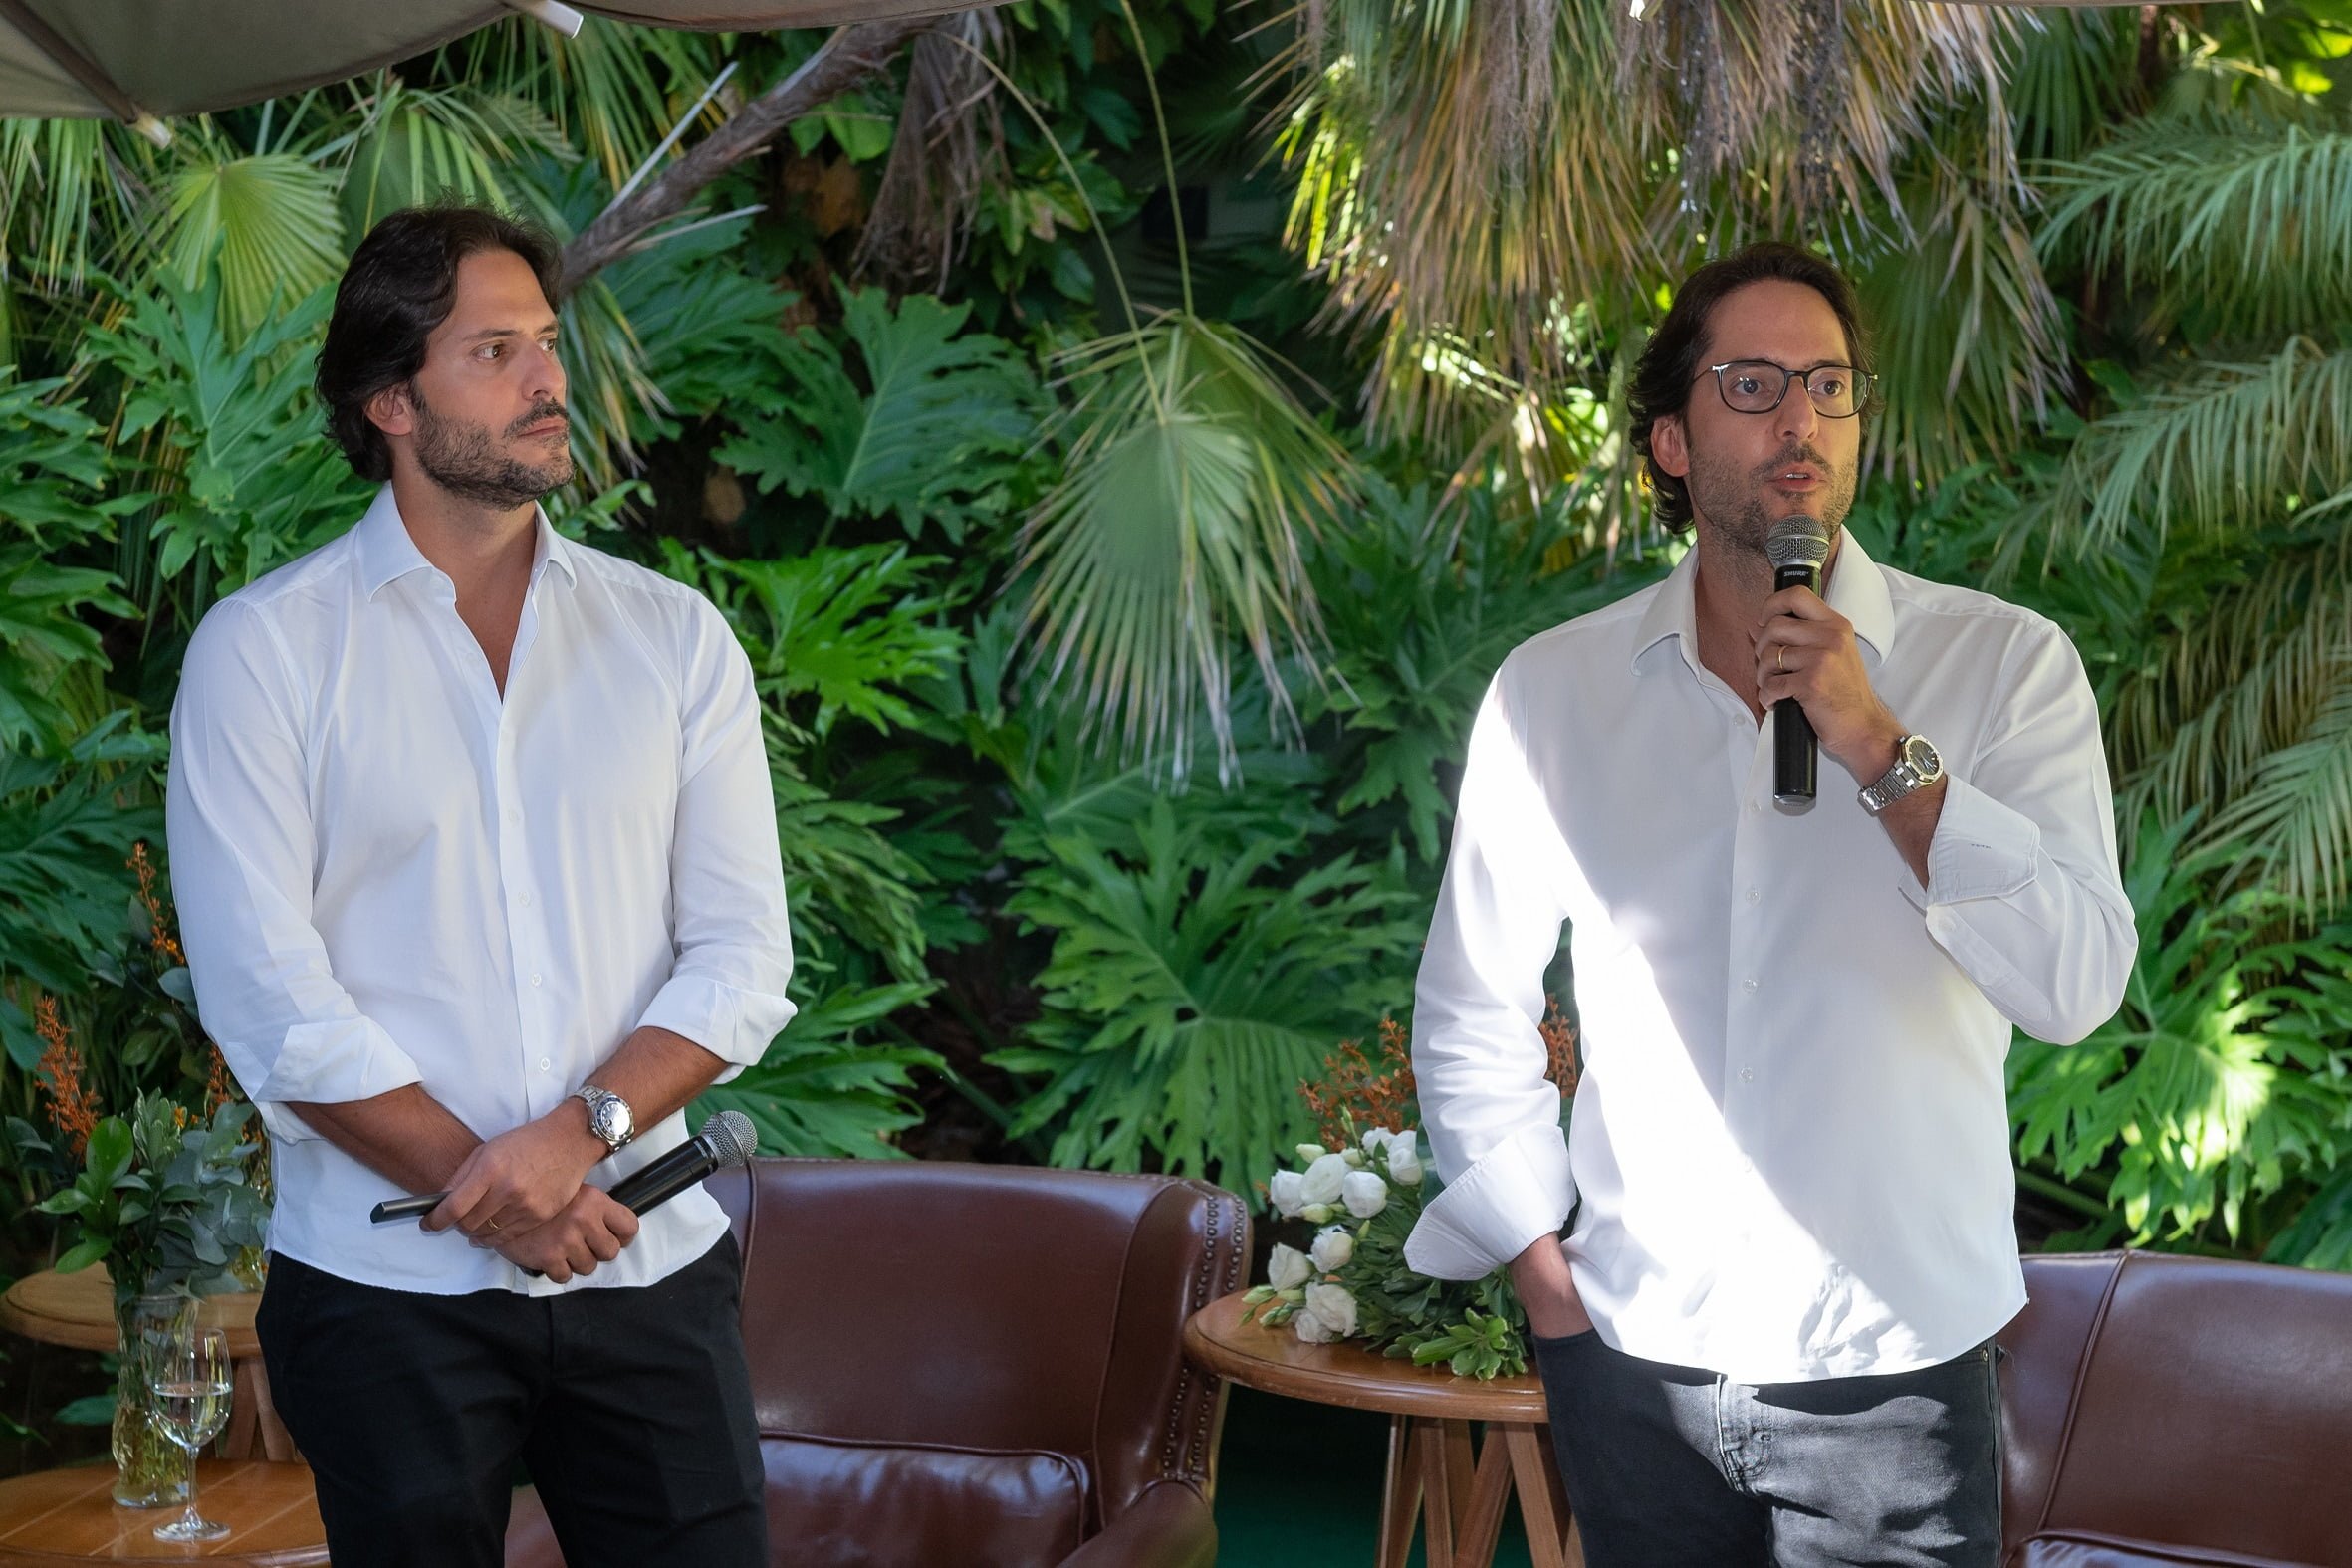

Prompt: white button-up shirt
xmin=166 ymin=485 xmax=796 ymax=1296
xmin=1404 ymin=535 xmax=2135 ymax=1382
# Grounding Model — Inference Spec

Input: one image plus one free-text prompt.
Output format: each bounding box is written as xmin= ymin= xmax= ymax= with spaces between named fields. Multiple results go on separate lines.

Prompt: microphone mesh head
xmin=1765 ymin=517 xmax=1831 ymax=570
xmin=698 ymin=1109 xmax=759 ymax=1169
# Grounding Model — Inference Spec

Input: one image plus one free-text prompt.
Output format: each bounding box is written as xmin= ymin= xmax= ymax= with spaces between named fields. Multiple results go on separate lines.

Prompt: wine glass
xmin=146 ymin=1325 xmax=233 ymax=1543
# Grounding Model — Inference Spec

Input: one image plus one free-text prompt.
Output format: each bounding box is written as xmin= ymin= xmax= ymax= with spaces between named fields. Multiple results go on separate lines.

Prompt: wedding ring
xmin=488 ymin=1219 xmax=502 ymax=1232
xmin=1775 ymin=646 xmax=1785 ymax=673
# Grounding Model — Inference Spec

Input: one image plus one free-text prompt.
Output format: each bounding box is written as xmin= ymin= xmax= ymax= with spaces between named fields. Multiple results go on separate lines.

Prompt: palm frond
xmin=453 ymin=16 xmax=724 ymax=192
xmin=329 ymin=78 xmax=573 ymax=236
xmin=1271 ymin=0 xmax=2019 ymax=446
xmin=2037 ymin=125 xmax=2352 ymax=341
xmin=2199 ymin=663 xmax=2352 ymax=918
xmin=2028 ymin=339 xmax=2352 ymax=556
xmin=1015 ymin=312 xmax=1357 ymax=783
xmin=1856 ymin=158 xmax=2066 ymax=480
xmin=2111 ymin=531 xmax=2352 ymax=847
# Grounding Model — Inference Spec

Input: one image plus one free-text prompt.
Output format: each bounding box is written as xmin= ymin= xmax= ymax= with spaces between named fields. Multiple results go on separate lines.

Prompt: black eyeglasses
xmin=1695 ymin=360 xmax=1874 ymax=419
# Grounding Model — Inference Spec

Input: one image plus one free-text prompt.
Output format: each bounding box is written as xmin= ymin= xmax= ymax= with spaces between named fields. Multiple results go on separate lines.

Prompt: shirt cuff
xmin=1403 ymin=1121 xmax=1573 ymax=1281
xmin=635 ymin=974 xmax=798 ymax=1083
xmin=1915 ymin=774 xmax=2041 ymax=907
xmin=250 ymin=1017 xmax=424 ymax=1145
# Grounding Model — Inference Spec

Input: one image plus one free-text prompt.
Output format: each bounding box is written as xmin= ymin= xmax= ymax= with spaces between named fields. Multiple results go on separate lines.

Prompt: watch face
xmin=593 ymin=1098 xmax=631 ymax=1143
xmin=1902 ymin=734 xmax=1941 ymax=777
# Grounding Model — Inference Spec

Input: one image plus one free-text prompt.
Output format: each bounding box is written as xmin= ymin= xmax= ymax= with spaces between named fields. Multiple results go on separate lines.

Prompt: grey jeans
xmin=1531 ymin=1329 xmax=2002 ymax=1567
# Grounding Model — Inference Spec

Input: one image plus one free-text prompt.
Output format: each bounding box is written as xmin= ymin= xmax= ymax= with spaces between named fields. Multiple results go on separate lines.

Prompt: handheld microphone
xmin=369 ymin=1109 xmax=759 ymax=1226
xmin=1765 ymin=517 xmax=1830 ymax=806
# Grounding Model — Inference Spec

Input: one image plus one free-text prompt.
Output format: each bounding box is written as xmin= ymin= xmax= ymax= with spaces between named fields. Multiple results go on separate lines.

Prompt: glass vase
xmin=111 ymin=1293 xmax=194 ymax=1508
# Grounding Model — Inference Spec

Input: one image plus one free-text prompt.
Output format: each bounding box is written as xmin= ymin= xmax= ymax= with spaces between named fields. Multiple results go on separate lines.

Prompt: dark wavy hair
xmin=315 ymin=205 xmax=562 ymax=481
xmin=1626 ymin=242 xmax=1870 ymax=533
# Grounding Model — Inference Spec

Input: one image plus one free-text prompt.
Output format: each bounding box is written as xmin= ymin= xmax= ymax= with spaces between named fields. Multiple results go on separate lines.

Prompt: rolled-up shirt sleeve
xmin=1905 ymin=619 xmax=2137 ymax=1044
xmin=1405 ymin=665 xmax=1576 ymax=1281
xmin=632 ymin=598 xmax=796 ymax=1079
xmin=166 ymin=600 xmax=423 ymax=1145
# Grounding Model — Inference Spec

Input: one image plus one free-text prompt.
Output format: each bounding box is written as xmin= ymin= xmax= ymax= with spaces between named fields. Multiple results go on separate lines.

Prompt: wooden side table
xmin=0 ymin=1460 xmax=327 ymax=1565
xmin=0 ymin=1266 xmax=294 ymax=1462
xmin=1185 ymin=1291 xmax=1585 ymax=1568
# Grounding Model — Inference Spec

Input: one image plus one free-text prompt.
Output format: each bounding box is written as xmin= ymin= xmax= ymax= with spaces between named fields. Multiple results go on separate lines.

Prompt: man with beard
xmin=1403 ymin=243 xmax=2135 ymax=1565
xmin=165 ymin=206 xmax=783 ymax=1566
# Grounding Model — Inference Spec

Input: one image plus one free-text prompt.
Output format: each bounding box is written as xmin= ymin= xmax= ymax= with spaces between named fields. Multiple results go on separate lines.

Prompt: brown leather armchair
xmin=506 ymin=1157 xmax=1249 ymax=1568
xmin=1999 ymin=1249 xmax=2352 ymax=1568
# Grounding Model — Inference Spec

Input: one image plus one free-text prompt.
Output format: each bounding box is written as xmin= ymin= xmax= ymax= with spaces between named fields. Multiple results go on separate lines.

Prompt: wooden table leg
xmin=1502 ymin=1423 xmax=1585 ymax=1568
xmin=221 ymin=1355 xmax=298 ymax=1462
xmin=1452 ymin=1423 xmax=1516 ymax=1566
xmin=1376 ymin=1415 xmax=1421 ymax=1568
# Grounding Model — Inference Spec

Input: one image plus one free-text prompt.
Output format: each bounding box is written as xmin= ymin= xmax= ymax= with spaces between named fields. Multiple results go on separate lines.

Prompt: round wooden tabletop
xmin=1184 ymin=1291 xmax=1551 ymax=1423
xmin=0 ymin=1268 xmax=261 ymax=1359
xmin=0 ymin=1461 xmax=326 ymax=1565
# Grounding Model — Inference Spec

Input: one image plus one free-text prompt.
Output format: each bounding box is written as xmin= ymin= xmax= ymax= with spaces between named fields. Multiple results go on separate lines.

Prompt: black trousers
xmin=1533 ymin=1328 xmax=2002 ymax=1568
xmin=256 ymin=1234 xmax=767 ymax=1568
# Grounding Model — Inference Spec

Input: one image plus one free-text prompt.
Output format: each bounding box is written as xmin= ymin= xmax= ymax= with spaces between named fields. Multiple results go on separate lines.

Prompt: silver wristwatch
xmin=1859 ymin=733 xmax=1944 ymax=815
xmin=574 ymin=1084 xmax=635 ymax=1156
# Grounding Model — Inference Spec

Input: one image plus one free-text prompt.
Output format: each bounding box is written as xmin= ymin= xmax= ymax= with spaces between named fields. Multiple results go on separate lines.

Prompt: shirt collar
xmin=1630 ymin=529 xmax=1897 ymax=675
xmin=355 ymin=483 xmax=579 ymax=600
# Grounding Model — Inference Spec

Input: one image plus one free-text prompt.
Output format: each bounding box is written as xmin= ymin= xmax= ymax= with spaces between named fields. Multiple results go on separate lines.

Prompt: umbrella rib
xmin=0 ymin=0 xmax=170 ymax=144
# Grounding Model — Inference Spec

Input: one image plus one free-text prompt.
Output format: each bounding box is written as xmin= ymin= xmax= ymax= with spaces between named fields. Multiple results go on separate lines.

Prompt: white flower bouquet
xmin=1244 ymin=1121 xmax=1530 ymax=1379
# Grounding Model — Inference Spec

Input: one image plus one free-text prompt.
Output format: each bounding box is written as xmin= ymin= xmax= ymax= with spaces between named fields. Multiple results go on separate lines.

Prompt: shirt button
xmin=1741 ymin=1067 xmax=1756 ymax=1081
xmin=1742 ymin=976 xmax=1759 ymax=992
xmin=520 ymin=891 xmax=533 ymax=907
xmin=539 ymin=1057 xmax=552 ymax=1071
xmin=531 ymin=973 xmax=543 ymax=988
xmin=1748 ymin=799 xmax=1763 ymax=814
xmin=1746 ymin=888 xmax=1760 ymax=903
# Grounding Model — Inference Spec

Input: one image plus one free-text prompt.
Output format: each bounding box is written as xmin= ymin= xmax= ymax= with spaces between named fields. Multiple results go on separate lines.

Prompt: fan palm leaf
xmin=1016 ymin=312 xmax=1356 ymax=782
xmin=158 ymin=152 xmax=346 ymax=346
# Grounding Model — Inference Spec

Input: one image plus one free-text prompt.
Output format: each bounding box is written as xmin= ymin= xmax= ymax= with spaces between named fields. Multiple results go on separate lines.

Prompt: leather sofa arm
xmin=1058 ymin=1480 xmax=1218 ymax=1568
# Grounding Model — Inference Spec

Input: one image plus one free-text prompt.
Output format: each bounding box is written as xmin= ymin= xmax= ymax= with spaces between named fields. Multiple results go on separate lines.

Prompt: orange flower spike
xmin=128 ymin=842 xmax=187 ymax=967
xmin=32 ymin=997 xmax=102 ymax=1160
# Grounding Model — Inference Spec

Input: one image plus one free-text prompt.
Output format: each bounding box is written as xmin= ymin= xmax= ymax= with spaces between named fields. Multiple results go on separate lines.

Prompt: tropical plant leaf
xmin=996 ymin=801 xmax=1422 ymax=1190
xmin=83 ymin=274 xmax=374 ymax=600
xmin=2007 ymin=817 xmax=2352 ymax=1245
xmin=0 ymin=717 xmax=163 ymax=992
xmin=693 ymin=980 xmax=940 ymax=1160
xmin=715 ymin=286 xmax=1042 ymax=543
xmin=1306 ymin=474 xmax=1669 ymax=863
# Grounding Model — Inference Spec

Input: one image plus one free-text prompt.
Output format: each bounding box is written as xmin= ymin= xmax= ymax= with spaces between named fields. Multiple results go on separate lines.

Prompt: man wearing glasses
xmin=1405 ymin=243 xmax=2135 ymax=1564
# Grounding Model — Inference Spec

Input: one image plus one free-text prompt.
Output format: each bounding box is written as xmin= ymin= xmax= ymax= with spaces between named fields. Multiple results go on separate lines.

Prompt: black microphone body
xmin=602 ymin=1131 xmax=729 ymax=1214
xmin=1772 ymin=557 xmax=1820 ymax=805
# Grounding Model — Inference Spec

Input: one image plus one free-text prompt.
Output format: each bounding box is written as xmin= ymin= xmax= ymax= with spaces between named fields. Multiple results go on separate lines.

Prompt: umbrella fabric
xmin=0 ymin=0 xmax=973 ymax=123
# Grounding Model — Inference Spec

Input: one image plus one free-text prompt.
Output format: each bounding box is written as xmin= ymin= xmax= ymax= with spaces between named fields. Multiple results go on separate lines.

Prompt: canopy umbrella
xmin=0 ymin=0 xmax=974 ymax=137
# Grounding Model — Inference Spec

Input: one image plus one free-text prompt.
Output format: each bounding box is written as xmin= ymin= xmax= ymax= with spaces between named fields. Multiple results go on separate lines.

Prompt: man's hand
xmin=422 ymin=1110 xmax=602 ymax=1241
xmin=1510 ymin=1234 xmax=1594 ymax=1340
xmin=486 ymin=1186 xmax=640 ymax=1284
xmin=1752 ymin=585 xmax=1904 ymax=784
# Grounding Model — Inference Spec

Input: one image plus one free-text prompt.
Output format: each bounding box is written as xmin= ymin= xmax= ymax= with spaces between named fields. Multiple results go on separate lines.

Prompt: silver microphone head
xmin=1765 ymin=516 xmax=1831 ymax=571
xmin=698 ymin=1109 xmax=758 ymax=1169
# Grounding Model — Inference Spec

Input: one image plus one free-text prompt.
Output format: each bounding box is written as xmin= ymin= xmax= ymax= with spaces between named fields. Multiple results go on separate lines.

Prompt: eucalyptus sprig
xmin=29 ymin=1092 xmax=269 ymax=1306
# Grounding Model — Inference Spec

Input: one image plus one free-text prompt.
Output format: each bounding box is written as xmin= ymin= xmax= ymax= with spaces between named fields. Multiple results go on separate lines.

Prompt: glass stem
xmin=182 ymin=1440 xmax=200 ymax=1526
